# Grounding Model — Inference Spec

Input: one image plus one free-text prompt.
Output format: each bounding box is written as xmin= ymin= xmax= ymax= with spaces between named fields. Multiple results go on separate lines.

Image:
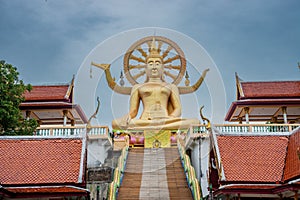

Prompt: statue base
xmin=112 ymin=128 xmax=188 ymax=149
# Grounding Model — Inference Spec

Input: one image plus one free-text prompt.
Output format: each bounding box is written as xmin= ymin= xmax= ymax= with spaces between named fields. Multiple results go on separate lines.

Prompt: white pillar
xmin=63 ymin=110 xmax=68 ymax=126
xmin=244 ymin=107 xmax=249 ymax=124
xmin=282 ymin=107 xmax=288 ymax=124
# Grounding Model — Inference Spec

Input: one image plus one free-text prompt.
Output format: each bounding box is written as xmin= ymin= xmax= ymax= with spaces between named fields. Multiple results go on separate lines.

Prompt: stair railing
xmin=107 ymin=145 xmax=129 ymax=200
xmin=178 ymin=138 xmax=202 ymax=200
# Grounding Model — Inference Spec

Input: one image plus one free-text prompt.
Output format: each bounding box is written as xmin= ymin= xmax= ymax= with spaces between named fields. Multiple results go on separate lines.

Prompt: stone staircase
xmin=117 ymin=147 xmax=193 ymax=200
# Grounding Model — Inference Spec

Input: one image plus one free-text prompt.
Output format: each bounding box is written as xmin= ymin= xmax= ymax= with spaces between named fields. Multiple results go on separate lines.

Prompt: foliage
xmin=0 ymin=60 xmax=38 ymax=135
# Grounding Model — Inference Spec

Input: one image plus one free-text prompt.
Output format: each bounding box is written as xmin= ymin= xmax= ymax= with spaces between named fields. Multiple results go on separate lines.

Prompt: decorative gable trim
xmin=65 ymin=76 xmax=75 ymax=101
xmin=211 ymin=128 xmax=226 ymax=181
xmin=78 ymin=132 xmax=87 ymax=183
xmin=235 ymin=72 xmax=244 ymax=100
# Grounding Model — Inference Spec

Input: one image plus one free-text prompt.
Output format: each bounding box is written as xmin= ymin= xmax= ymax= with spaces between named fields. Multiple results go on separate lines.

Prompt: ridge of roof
xmin=0 ymin=135 xmax=83 ymax=140
xmin=30 ymin=83 xmax=70 ymax=87
xmin=29 ymin=76 xmax=74 ymax=87
xmin=240 ymin=80 xmax=300 ymax=83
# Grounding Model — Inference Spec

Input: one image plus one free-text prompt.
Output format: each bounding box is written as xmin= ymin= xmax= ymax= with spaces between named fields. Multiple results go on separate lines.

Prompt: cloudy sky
xmin=1 ymin=0 xmax=299 ymax=125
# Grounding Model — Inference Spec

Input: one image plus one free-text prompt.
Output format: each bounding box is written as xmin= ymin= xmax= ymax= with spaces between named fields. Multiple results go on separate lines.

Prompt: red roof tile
xmin=0 ymin=137 xmax=84 ymax=185
xmin=24 ymin=85 xmax=70 ymax=101
xmin=240 ymin=81 xmax=300 ymax=99
xmin=217 ymin=135 xmax=288 ymax=182
xmin=284 ymin=128 xmax=300 ymax=181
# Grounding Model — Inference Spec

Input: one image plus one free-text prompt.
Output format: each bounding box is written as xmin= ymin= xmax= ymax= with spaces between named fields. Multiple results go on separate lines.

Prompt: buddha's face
xmin=146 ymin=57 xmax=163 ymax=79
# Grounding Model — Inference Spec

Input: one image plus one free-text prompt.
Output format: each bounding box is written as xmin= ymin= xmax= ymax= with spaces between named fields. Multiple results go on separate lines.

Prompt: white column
xmin=244 ymin=107 xmax=249 ymax=124
xmin=63 ymin=110 xmax=68 ymax=126
xmin=282 ymin=107 xmax=288 ymax=124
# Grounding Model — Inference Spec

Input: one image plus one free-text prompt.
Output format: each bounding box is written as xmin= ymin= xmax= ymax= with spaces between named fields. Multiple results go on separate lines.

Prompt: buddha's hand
xmin=116 ymin=114 xmax=131 ymax=127
xmin=124 ymin=114 xmax=132 ymax=125
xmin=90 ymin=62 xmax=111 ymax=71
xmin=101 ymin=64 xmax=111 ymax=71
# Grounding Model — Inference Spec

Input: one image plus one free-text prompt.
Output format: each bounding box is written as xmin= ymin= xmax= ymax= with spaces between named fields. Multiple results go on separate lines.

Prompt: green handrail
xmin=178 ymin=138 xmax=202 ymax=200
xmin=107 ymin=146 xmax=129 ymax=200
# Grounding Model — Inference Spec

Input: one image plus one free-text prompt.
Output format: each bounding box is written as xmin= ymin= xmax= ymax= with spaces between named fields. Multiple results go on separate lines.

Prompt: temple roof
xmin=24 ymin=85 xmax=71 ymax=102
xmin=238 ymin=81 xmax=300 ymax=99
xmin=212 ymin=127 xmax=300 ymax=184
xmin=20 ymin=78 xmax=88 ymax=125
xmin=0 ymin=136 xmax=86 ymax=186
xmin=225 ymin=74 xmax=300 ymax=122
xmin=212 ymin=127 xmax=300 ymax=197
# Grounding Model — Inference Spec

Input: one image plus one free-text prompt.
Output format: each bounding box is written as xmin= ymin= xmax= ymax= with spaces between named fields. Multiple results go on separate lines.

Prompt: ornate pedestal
xmin=112 ymin=129 xmax=188 ymax=149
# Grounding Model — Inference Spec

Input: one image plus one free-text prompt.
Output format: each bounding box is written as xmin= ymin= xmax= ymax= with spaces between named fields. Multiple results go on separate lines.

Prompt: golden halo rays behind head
xmin=123 ymin=36 xmax=186 ymax=85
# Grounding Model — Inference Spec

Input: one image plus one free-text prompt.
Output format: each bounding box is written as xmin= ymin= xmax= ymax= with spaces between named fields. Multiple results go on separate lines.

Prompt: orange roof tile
xmin=217 ymin=135 xmax=288 ymax=182
xmin=24 ymin=85 xmax=70 ymax=101
xmin=240 ymin=81 xmax=300 ymax=99
xmin=284 ymin=128 xmax=300 ymax=181
xmin=0 ymin=137 xmax=85 ymax=185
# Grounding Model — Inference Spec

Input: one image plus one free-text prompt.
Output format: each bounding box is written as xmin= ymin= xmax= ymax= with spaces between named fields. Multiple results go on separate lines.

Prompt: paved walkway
xmin=139 ymin=148 xmax=170 ymax=199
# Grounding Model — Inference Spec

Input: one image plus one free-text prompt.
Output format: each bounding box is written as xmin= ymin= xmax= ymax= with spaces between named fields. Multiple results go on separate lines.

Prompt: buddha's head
xmin=145 ymin=38 xmax=164 ymax=81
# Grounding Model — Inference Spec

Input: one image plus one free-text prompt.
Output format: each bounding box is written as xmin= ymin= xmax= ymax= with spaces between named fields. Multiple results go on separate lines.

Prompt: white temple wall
xmin=87 ymin=139 xmax=109 ymax=167
xmin=190 ymin=136 xmax=210 ymax=197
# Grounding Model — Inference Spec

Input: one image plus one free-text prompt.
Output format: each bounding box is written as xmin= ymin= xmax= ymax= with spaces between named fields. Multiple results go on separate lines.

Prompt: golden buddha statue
xmin=92 ymin=36 xmax=209 ymax=130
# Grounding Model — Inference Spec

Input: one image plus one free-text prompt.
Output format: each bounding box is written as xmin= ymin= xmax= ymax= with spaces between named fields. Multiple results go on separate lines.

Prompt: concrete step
xmin=117 ymin=147 xmax=193 ymax=200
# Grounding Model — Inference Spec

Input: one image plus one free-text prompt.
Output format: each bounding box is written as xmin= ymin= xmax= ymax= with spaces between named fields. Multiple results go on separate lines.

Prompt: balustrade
xmin=184 ymin=124 xmax=300 ymax=146
xmin=35 ymin=126 xmax=109 ymax=136
xmin=212 ymin=124 xmax=299 ymax=134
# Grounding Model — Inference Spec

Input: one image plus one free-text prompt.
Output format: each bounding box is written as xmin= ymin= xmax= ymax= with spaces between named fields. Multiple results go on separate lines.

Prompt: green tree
xmin=0 ymin=60 xmax=38 ymax=135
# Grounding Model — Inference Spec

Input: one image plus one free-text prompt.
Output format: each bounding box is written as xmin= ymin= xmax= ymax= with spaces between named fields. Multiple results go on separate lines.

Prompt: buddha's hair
xmin=146 ymin=37 xmax=163 ymax=62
